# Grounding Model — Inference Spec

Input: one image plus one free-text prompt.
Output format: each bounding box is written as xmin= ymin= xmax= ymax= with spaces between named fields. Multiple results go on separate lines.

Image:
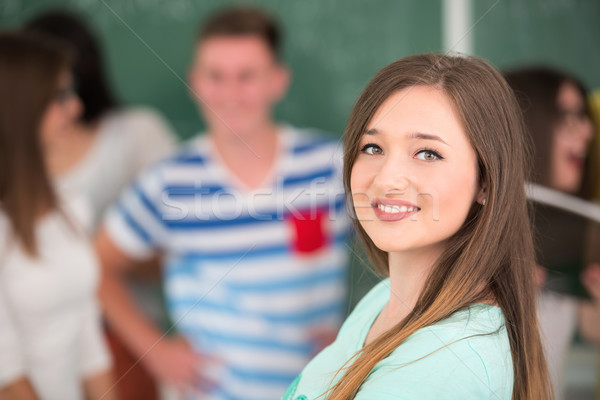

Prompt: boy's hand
xmin=143 ymin=337 xmax=201 ymax=389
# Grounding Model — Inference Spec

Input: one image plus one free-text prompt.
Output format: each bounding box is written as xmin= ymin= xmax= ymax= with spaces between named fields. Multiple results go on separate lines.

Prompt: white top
xmin=57 ymin=107 xmax=177 ymax=233
xmin=0 ymin=195 xmax=111 ymax=400
xmin=537 ymin=290 xmax=578 ymax=400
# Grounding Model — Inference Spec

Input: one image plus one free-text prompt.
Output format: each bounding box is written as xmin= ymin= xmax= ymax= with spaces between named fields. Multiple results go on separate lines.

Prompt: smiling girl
xmin=283 ymin=53 xmax=552 ymax=399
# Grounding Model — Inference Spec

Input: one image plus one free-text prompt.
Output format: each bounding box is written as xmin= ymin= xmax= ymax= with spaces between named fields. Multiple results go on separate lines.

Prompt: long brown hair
xmin=0 ymin=31 xmax=72 ymax=256
xmin=331 ymin=54 xmax=552 ymax=399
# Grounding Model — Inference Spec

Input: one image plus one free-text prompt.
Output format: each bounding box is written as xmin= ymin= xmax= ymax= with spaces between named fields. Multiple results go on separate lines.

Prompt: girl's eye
xmin=415 ymin=149 xmax=443 ymax=161
xmin=360 ymin=143 xmax=383 ymax=155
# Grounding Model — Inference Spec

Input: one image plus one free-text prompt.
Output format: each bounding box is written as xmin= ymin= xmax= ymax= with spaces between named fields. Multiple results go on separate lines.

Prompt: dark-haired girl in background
xmin=25 ymin=11 xmax=176 ymax=231
xmin=26 ymin=11 xmax=177 ymax=400
xmin=506 ymin=66 xmax=600 ymax=400
xmin=0 ymin=31 xmax=115 ymax=400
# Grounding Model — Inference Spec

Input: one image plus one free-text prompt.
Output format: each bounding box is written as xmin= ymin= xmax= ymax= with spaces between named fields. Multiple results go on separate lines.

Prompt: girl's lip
xmin=371 ymin=198 xmax=420 ymax=222
xmin=567 ymin=154 xmax=585 ymax=170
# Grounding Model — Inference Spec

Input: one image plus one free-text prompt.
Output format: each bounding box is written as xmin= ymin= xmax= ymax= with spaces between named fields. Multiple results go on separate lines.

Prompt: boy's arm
xmin=96 ymin=228 xmax=201 ymax=388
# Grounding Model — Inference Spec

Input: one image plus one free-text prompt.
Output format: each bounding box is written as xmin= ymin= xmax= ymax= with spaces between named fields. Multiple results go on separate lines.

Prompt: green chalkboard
xmin=0 ymin=0 xmax=442 ymax=139
xmin=473 ymin=0 xmax=600 ymax=90
xmin=2 ymin=1 xmax=598 ymax=138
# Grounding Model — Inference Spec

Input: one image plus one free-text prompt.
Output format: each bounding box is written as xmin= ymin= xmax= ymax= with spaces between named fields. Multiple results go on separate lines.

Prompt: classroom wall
xmin=474 ymin=0 xmax=600 ymax=90
xmin=0 ymin=0 xmax=442 ymax=139
xmin=0 ymin=0 xmax=598 ymax=139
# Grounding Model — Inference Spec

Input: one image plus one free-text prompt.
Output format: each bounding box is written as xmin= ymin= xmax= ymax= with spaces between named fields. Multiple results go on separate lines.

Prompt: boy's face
xmin=189 ymin=35 xmax=289 ymax=139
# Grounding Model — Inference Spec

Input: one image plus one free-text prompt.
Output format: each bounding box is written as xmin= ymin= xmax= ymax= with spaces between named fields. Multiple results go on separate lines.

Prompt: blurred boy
xmin=96 ymin=7 xmax=349 ymax=399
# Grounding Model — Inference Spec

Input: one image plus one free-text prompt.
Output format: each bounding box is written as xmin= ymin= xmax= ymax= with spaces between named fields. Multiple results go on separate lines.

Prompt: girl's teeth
xmin=378 ymin=204 xmax=417 ymax=214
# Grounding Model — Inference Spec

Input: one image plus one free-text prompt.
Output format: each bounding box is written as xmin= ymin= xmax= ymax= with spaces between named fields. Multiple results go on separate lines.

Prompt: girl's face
xmin=350 ymin=86 xmax=483 ymax=256
xmin=551 ymin=81 xmax=594 ymax=193
xmin=39 ymin=72 xmax=81 ymax=150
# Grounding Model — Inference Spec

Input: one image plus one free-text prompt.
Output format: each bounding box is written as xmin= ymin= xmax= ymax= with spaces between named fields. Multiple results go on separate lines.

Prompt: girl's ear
xmin=476 ymin=183 xmax=487 ymax=205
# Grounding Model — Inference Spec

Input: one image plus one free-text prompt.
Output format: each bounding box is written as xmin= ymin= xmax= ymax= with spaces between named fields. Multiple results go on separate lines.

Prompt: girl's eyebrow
xmin=365 ymin=128 xmax=449 ymax=145
xmin=407 ymin=132 xmax=449 ymax=145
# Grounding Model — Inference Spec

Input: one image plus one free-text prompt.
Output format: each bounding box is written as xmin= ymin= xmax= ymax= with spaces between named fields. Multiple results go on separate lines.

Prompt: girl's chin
xmin=555 ymin=178 xmax=581 ymax=194
xmin=368 ymin=238 xmax=404 ymax=253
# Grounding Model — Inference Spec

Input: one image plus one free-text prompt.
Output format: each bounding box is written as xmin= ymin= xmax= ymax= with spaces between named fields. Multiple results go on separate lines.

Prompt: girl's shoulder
xmin=358 ymin=304 xmax=513 ymax=399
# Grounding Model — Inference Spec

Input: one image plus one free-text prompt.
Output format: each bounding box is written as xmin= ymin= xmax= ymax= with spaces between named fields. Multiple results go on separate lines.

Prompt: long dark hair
xmin=0 ymin=31 xmax=72 ymax=255
xmin=25 ymin=10 xmax=117 ymax=124
xmin=330 ymin=54 xmax=552 ymax=399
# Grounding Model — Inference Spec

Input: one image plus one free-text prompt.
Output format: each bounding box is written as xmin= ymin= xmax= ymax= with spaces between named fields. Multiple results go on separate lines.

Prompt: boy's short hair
xmin=198 ymin=6 xmax=281 ymax=59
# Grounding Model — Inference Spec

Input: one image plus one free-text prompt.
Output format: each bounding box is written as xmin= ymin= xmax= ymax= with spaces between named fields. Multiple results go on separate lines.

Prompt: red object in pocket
xmin=288 ymin=209 xmax=327 ymax=254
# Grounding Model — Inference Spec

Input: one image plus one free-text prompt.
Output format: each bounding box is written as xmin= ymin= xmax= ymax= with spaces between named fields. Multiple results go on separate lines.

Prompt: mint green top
xmin=283 ymin=279 xmax=513 ymax=399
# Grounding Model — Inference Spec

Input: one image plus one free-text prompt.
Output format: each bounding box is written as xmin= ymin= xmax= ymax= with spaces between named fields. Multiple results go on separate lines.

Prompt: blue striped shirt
xmin=104 ymin=126 xmax=351 ymax=399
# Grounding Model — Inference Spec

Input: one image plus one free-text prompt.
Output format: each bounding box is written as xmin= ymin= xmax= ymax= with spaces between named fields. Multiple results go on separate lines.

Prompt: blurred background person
xmin=25 ymin=11 xmax=177 ymax=231
xmin=506 ymin=66 xmax=600 ymax=400
xmin=0 ymin=31 xmax=115 ymax=400
xmin=25 ymin=11 xmax=178 ymax=400
xmin=96 ymin=6 xmax=350 ymax=400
